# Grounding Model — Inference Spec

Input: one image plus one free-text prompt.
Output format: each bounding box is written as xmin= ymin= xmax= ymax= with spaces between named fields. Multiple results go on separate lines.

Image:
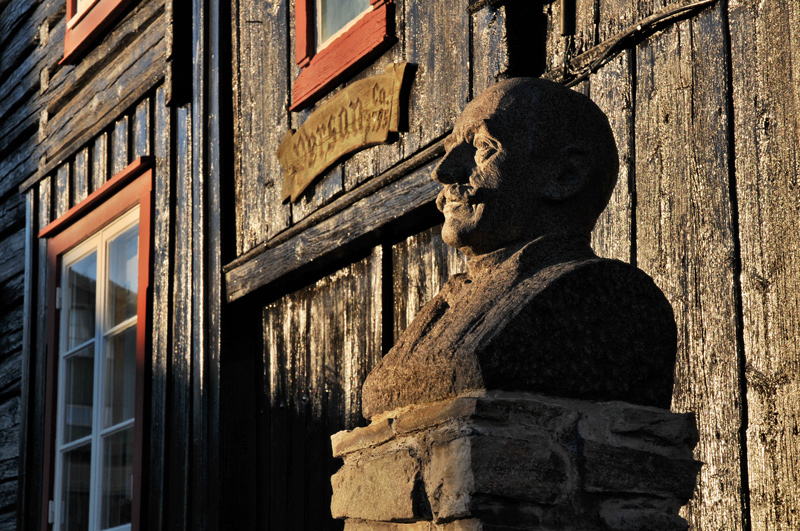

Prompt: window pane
xmin=317 ymin=0 xmax=370 ymax=43
xmin=61 ymin=443 xmax=91 ymax=531
xmin=64 ymin=344 xmax=95 ymax=443
xmin=104 ymin=325 xmax=137 ymax=428
xmin=101 ymin=427 xmax=134 ymax=529
xmin=75 ymin=0 xmax=92 ymax=15
xmin=106 ymin=224 xmax=138 ymax=329
xmin=67 ymin=252 xmax=97 ymax=349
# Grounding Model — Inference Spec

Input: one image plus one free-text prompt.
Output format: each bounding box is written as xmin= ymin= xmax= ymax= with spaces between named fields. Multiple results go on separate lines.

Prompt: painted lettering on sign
xmin=277 ymin=62 xmax=412 ymax=203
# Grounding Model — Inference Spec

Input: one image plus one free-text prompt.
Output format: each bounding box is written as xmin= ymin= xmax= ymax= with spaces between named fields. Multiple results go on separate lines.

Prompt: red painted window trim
xmin=39 ymin=157 xmax=154 ymax=531
xmin=61 ymin=0 xmax=137 ymax=64
xmin=291 ymin=0 xmax=396 ymax=110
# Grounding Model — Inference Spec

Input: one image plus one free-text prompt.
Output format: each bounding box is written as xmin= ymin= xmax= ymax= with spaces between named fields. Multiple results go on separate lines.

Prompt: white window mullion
xmin=89 ymin=229 xmax=108 ymax=531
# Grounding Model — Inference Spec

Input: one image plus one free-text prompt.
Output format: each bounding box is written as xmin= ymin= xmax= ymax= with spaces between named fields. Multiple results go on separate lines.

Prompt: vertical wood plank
xmin=235 ymin=0 xmax=291 ymax=255
xmin=405 ymin=0 xmax=470 ymax=154
xmin=598 ymin=0 xmax=635 ymax=43
xmin=543 ymin=0 xmax=595 ymax=73
xmin=91 ymin=132 xmax=108 ymax=192
xmin=392 ymin=225 xmax=467 ymax=342
xmin=111 ymin=115 xmax=129 ymax=176
xmin=635 ymin=11 xmax=744 ymax=530
xmin=637 ymin=0 xmax=685 ymax=22
xmin=72 ymin=147 xmax=89 ymax=205
xmin=305 ymin=277 xmax=329 ymax=531
xmin=544 ymin=0 xmax=568 ymax=75
xmin=54 ymin=164 xmax=69 ymax=219
xmin=471 ymin=4 xmax=510 ymax=96
xmin=345 ymin=248 xmax=383 ymax=428
xmin=263 ymin=250 xmax=382 ymax=530
xmin=17 ymin=190 xmax=38 ymax=531
xmin=30 ymin=177 xmax=51 ymax=531
xmin=287 ymin=292 xmax=308 ymax=531
xmin=167 ymin=104 xmax=192 ymax=531
xmin=133 ymin=97 xmax=151 ymax=159
xmin=730 ymin=0 xmax=800 ymax=528
xmin=266 ymin=299 xmax=288 ymax=531
xmin=147 ymin=85 xmax=171 ymax=531
xmin=590 ymin=50 xmax=633 ymax=263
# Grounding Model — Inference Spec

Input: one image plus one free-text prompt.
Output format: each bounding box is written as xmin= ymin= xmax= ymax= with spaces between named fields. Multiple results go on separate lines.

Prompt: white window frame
xmin=52 ymin=206 xmax=139 ymax=531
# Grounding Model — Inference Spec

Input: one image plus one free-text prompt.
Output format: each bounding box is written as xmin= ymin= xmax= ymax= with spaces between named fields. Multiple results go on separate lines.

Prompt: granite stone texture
xmin=361 ymin=78 xmax=678 ymax=418
xmin=331 ymin=392 xmax=701 ymax=530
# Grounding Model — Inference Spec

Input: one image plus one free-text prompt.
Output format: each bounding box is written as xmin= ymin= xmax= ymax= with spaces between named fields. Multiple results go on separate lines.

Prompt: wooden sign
xmin=277 ymin=62 xmax=412 ymax=203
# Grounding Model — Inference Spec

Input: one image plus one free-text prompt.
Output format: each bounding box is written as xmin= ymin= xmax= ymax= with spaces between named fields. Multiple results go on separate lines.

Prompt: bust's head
xmin=433 ymin=78 xmax=619 ymax=257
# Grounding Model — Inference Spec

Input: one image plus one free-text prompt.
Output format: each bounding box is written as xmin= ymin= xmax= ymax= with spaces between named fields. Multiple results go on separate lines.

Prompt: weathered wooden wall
xmin=545 ymin=1 xmax=800 ymax=529
xmin=230 ymin=0 xmax=800 ymax=530
xmin=0 ymin=0 xmax=232 ymax=529
xmin=0 ymin=0 xmax=168 ymax=528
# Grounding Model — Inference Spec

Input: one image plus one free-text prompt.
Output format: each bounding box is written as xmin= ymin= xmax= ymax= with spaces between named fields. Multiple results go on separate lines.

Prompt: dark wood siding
xmin=227 ymin=1 xmax=800 ymax=530
xmin=263 ymin=249 xmax=383 ymax=530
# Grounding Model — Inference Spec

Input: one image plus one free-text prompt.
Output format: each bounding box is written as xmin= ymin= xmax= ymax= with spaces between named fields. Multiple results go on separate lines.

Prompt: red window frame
xmin=38 ymin=157 xmax=154 ymax=531
xmin=291 ymin=0 xmax=396 ymax=110
xmin=62 ymin=0 xmax=137 ymax=63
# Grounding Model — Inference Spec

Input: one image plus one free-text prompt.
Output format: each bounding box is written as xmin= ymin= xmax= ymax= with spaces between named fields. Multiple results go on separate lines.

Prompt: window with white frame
xmin=54 ymin=206 xmax=139 ymax=531
xmin=40 ymin=157 xmax=153 ymax=531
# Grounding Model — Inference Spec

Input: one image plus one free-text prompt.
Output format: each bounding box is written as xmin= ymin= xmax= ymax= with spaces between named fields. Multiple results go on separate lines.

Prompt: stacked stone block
xmin=331 ymin=391 xmax=700 ymax=530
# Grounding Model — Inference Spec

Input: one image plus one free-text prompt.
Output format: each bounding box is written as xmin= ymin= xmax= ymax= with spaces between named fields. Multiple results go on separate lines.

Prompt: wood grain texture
xmin=0 ymin=0 xmax=59 ymax=195
xmin=233 ymin=0 xmax=291 ymax=255
xmin=148 ymin=85 xmax=171 ymax=531
xmin=635 ymin=11 xmax=744 ymax=530
xmin=264 ymin=247 xmax=382 ymax=530
xmin=91 ymin=132 xmax=109 ymax=192
xmin=392 ymin=224 xmax=467 ymax=343
xmin=404 ymin=0 xmax=469 ymax=155
xmin=293 ymin=166 xmax=344 ymax=222
xmin=133 ymin=97 xmax=151 ymax=159
xmin=0 ymin=230 xmax=24 ymax=287
xmin=543 ymin=0 xmax=568 ymax=75
xmin=227 ymin=160 xmax=440 ymax=300
xmin=166 ymin=103 xmax=192 ymax=531
xmin=598 ymin=0 xmax=635 ymax=42
xmin=35 ymin=13 xmax=166 ymax=183
xmin=28 ymin=176 xmax=51 ymax=531
xmin=0 ymin=0 xmax=37 ymax=52
xmin=54 ymin=163 xmax=69 ymax=219
xmin=729 ymin=0 xmax=800 ymax=528
xmin=16 ymin=189 xmax=36 ymax=531
xmin=111 ymin=115 xmax=130 ymax=176
xmin=589 ymin=50 xmax=633 ymax=263
xmin=72 ymin=147 xmax=89 ymax=204
xmin=8 ymin=0 xmax=166 ymax=193
xmin=0 ymin=193 xmax=24 ymax=237
xmin=543 ymin=0 xmax=597 ymax=76
xmin=471 ymin=3 xmax=509 ymax=96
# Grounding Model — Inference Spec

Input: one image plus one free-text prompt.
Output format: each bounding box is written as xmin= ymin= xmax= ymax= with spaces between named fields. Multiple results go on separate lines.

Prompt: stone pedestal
xmin=330 ymin=392 xmax=700 ymax=530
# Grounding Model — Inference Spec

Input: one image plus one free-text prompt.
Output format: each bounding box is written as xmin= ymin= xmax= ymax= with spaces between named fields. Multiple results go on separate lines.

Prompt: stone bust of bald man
xmin=362 ymin=78 xmax=677 ymax=420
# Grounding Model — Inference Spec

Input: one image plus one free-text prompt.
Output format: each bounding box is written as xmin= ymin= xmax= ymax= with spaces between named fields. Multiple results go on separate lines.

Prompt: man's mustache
xmin=436 ymin=184 xmax=489 ymax=212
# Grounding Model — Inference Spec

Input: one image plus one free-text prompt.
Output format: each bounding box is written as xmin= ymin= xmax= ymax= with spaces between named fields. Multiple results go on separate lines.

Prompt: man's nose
xmin=433 ymin=144 xmax=473 ymax=184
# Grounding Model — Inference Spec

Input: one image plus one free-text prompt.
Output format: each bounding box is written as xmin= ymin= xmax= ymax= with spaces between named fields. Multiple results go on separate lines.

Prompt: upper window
xmin=292 ymin=0 xmax=396 ymax=110
xmin=39 ymin=157 xmax=153 ymax=531
xmin=62 ymin=0 xmax=137 ymax=63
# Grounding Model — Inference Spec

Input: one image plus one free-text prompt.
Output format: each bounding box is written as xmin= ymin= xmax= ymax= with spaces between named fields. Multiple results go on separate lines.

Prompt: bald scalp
xmin=478 ymin=78 xmax=619 ymax=229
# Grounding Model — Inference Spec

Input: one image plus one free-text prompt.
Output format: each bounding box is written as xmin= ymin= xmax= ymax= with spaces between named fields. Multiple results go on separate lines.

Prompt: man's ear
xmin=541 ymin=146 xmax=591 ymax=201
